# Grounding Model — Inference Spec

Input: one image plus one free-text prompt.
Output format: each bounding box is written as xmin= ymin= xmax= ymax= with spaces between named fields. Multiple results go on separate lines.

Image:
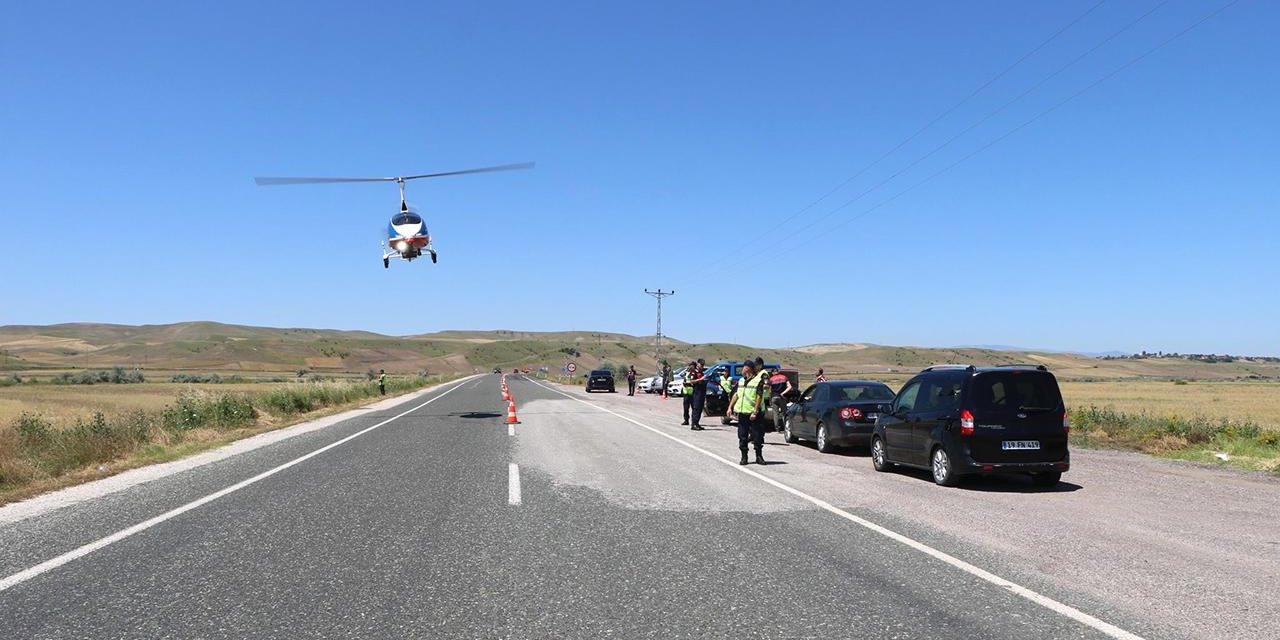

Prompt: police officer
xmin=767 ymin=365 xmax=793 ymax=431
xmin=728 ymin=361 xmax=767 ymax=465
xmin=687 ymin=359 xmax=707 ymax=430
xmin=626 ymin=365 xmax=637 ymax=396
xmin=681 ymin=360 xmax=697 ymax=425
xmin=378 ymin=369 xmax=387 ymax=396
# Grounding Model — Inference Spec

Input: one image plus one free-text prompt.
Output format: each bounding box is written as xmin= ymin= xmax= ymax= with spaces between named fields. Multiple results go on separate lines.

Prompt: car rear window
xmin=969 ymin=372 xmax=1063 ymax=412
xmin=590 ymin=370 xmax=610 ymax=376
xmin=832 ymin=384 xmax=895 ymax=401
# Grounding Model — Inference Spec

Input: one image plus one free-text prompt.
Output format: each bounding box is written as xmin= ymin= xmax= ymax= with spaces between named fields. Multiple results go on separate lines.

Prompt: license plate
xmin=866 ymin=413 xmax=879 ymax=421
xmin=1002 ymin=440 xmax=1041 ymax=450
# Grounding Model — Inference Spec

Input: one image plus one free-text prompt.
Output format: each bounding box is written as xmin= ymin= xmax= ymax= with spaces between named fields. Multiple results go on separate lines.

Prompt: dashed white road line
xmin=0 ymin=376 xmax=475 ymax=594
xmin=527 ymin=378 xmax=1144 ymax=640
xmin=508 ymin=424 xmax=515 ymax=436
xmin=508 ymin=463 xmax=522 ymax=505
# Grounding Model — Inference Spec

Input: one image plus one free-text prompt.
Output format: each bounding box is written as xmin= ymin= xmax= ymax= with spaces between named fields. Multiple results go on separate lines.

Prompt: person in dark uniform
xmin=681 ymin=360 xmax=698 ymax=425
xmin=626 ymin=365 xmax=637 ymax=396
xmin=686 ymin=359 xmax=707 ymax=430
xmin=727 ymin=361 xmax=767 ymax=465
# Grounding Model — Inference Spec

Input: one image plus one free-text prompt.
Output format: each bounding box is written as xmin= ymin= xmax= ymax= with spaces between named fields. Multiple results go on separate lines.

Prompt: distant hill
xmin=1 ymin=321 xmax=1277 ymax=381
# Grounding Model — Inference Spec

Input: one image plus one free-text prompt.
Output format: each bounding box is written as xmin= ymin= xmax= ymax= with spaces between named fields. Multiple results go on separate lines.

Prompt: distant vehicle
xmin=872 ymin=365 xmax=1070 ymax=487
xmin=642 ymin=374 xmax=667 ymax=394
xmin=254 ymin=162 xmax=534 ymax=269
xmin=664 ymin=366 xmax=690 ymax=397
xmin=784 ymin=380 xmax=895 ymax=452
xmin=585 ymin=369 xmax=615 ymax=393
xmin=699 ymin=361 xmax=782 ymax=423
xmin=493 ymin=367 xmax=503 ymax=374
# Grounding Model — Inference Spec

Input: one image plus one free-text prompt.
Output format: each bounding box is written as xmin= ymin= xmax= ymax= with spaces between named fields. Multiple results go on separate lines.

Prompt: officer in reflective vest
xmin=728 ymin=361 xmax=767 ymax=465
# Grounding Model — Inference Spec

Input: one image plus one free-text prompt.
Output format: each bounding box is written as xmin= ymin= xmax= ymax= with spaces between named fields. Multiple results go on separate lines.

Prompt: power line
xmin=769 ymin=0 xmax=1170 ymax=251
xmin=775 ymin=0 xmax=1241 ymax=253
xmin=739 ymin=0 xmax=1109 ymax=251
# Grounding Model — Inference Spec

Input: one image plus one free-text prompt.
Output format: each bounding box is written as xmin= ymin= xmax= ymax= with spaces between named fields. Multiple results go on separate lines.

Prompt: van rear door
xmin=962 ymin=370 xmax=1067 ymax=464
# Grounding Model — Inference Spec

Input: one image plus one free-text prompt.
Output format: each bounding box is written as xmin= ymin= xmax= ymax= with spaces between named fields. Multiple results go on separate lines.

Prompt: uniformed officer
xmin=378 ymin=369 xmax=387 ymax=396
xmin=681 ymin=360 xmax=697 ymax=425
xmin=728 ymin=361 xmax=767 ymax=465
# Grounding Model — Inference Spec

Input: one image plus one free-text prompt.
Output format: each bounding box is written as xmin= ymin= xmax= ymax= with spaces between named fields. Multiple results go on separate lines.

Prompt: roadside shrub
xmin=15 ymin=413 xmax=52 ymax=445
xmin=171 ymin=373 xmax=223 ymax=384
xmin=0 ymin=374 xmax=21 ymax=387
xmin=1071 ymin=405 xmax=1277 ymax=454
xmin=108 ymin=366 xmax=145 ymax=384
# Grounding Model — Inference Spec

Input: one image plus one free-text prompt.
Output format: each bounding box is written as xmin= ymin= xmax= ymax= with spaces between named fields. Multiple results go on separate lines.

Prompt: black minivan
xmin=871 ymin=365 xmax=1070 ymax=487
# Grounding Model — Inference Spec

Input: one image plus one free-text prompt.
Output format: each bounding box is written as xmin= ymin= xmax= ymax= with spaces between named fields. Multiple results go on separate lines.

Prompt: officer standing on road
xmin=728 ymin=361 xmax=767 ymax=465
xmin=661 ymin=362 xmax=672 ymax=399
xmin=767 ymin=366 xmax=793 ymax=431
xmin=378 ymin=369 xmax=387 ymax=396
xmin=681 ymin=360 xmax=698 ymax=425
xmin=815 ymin=368 xmax=827 ymax=383
xmin=626 ymin=365 xmax=637 ymax=396
xmin=685 ymin=359 xmax=707 ymax=430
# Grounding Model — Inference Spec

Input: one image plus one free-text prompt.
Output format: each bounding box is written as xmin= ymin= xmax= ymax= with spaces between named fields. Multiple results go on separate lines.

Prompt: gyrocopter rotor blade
xmin=254 ymin=162 xmax=534 ymax=186
xmin=400 ymin=162 xmax=535 ymax=181
xmin=253 ymin=176 xmax=397 ymax=185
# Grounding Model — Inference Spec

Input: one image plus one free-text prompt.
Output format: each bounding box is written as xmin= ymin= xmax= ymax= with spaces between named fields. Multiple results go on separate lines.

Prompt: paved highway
xmin=1 ymin=375 xmax=1273 ymax=638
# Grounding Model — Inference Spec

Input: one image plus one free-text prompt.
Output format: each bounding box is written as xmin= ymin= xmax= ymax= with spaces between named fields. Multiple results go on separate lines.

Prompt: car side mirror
xmin=893 ymin=406 xmax=907 ymax=418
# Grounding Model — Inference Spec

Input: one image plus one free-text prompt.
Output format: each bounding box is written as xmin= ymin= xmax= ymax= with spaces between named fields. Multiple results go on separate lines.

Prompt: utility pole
xmin=644 ymin=289 xmax=675 ymax=372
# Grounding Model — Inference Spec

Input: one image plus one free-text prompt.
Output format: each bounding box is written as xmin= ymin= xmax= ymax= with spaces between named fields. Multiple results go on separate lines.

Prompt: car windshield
xmin=831 ymin=383 xmax=895 ymax=401
xmin=970 ymin=372 xmax=1063 ymax=412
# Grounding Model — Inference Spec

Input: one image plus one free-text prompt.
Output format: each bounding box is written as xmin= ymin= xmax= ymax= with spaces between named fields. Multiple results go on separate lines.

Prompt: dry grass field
xmin=1060 ymin=380 xmax=1280 ymax=431
xmin=0 ymin=382 xmax=266 ymax=426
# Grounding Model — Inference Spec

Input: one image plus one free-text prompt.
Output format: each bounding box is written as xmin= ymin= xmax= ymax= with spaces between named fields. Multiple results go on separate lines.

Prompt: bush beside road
xmin=0 ymin=375 xmax=452 ymax=505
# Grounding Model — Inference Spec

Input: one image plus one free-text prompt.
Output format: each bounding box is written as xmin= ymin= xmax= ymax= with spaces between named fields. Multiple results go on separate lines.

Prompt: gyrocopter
xmin=254 ymin=162 xmax=534 ymax=268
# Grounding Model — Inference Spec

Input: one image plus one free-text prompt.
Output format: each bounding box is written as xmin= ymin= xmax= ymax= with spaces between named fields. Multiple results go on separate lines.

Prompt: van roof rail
xmin=995 ymin=363 xmax=1048 ymax=371
xmin=923 ymin=364 xmax=977 ymax=372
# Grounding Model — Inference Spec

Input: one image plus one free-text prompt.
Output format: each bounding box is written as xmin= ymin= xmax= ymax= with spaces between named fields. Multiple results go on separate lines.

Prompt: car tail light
xmin=839 ymin=406 xmax=863 ymax=421
xmin=1063 ymin=409 xmax=1070 ymax=434
xmin=960 ymin=409 xmax=974 ymax=436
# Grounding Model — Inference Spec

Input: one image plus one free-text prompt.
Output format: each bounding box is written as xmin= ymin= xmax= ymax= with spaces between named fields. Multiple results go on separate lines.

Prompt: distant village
xmin=1100 ymin=351 xmax=1280 ymax=364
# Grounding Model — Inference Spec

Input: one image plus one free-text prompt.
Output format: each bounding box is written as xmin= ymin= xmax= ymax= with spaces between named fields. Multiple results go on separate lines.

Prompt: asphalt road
xmin=0 ymin=374 xmax=1271 ymax=638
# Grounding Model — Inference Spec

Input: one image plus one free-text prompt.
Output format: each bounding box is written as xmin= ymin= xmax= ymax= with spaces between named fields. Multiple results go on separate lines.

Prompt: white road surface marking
xmin=508 ymin=463 xmax=522 ymax=505
xmin=528 ymin=378 xmax=1144 ymax=640
xmin=508 ymin=424 xmax=515 ymax=436
xmin=0 ymin=377 xmax=475 ymax=594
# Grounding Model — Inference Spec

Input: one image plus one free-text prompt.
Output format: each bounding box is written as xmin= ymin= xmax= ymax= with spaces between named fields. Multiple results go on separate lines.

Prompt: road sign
xmin=566 ymin=362 xmax=577 ymax=373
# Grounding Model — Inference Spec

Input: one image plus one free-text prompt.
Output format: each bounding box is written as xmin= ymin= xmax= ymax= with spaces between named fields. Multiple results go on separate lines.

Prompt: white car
xmin=665 ymin=366 xmax=690 ymax=396
xmin=637 ymin=375 xmax=663 ymax=394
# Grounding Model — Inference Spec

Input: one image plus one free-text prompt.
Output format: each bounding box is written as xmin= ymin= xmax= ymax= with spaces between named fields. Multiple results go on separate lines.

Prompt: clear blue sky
xmin=2 ymin=1 xmax=1276 ymax=355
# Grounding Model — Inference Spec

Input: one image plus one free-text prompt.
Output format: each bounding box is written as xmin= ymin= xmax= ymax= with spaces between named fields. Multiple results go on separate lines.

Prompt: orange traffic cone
xmin=505 ymin=398 xmax=520 ymax=424
xmin=503 ymin=388 xmax=511 ymax=401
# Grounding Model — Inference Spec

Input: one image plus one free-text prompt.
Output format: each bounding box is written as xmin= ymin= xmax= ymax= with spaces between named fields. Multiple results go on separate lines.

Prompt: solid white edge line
xmin=508 ymin=463 xmax=521 ymax=505
xmin=0 ymin=376 xmax=477 ymax=594
xmin=527 ymin=378 xmax=1144 ymax=640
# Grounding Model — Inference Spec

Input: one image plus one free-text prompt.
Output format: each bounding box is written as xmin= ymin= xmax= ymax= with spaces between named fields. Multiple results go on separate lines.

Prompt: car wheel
xmin=931 ymin=446 xmax=959 ymax=487
xmin=816 ymin=423 xmax=832 ymax=454
xmin=784 ymin=418 xmax=798 ymax=444
xmin=1031 ymin=471 xmax=1062 ymax=487
xmin=871 ymin=437 xmax=890 ymax=472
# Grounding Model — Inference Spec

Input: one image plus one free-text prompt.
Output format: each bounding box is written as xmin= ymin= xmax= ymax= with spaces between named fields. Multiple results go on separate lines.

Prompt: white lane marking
xmin=528 ymin=379 xmax=1143 ymax=640
xmin=0 ymin=377 xmax=475 ymax=594
xmin=508 ymin=424 xmax=515 ymax=436
xmin=508 ymin=463 xmax=522 ymax=505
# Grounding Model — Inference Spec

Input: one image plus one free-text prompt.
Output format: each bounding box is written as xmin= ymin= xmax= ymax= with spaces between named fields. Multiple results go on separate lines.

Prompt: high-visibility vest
xmin=719 ymin=376 xmax=732 ymax=394
xmin=734 ymin=372 xmax=764 ymax=413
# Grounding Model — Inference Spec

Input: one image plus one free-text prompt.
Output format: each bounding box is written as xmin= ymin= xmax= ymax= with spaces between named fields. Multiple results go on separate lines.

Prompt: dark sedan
xmin=585 ymin=369 xmax=615 ymax=393
xmin=783 ymin=380 xmax=896 ymax=453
